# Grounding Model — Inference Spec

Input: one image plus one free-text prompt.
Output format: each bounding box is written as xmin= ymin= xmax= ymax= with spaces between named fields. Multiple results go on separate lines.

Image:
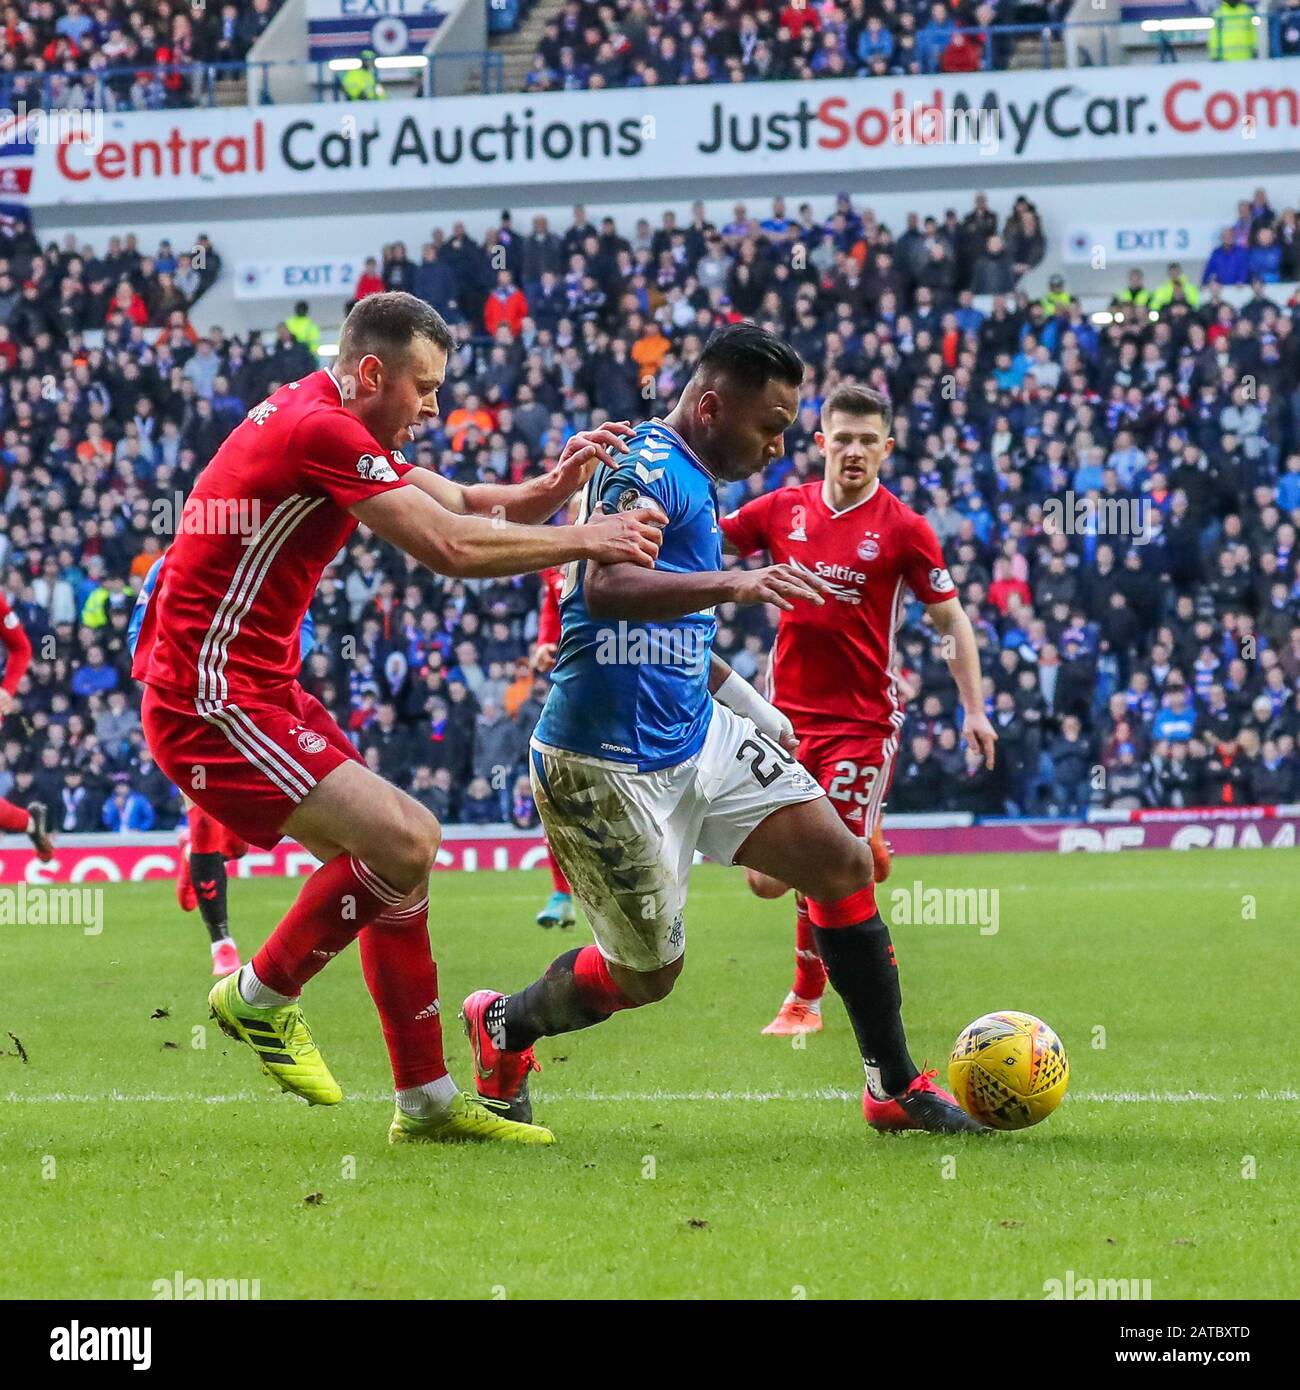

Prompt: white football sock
xmin=237 ymin=963 xmax=295 ymax=1008
xmin=396 ymin=1074 xmax=459 ymax=1116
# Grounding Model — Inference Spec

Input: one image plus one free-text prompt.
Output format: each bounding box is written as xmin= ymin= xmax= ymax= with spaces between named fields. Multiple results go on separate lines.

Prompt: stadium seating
xmin=0 ymin=186 xmax=1298 ymax=832
xmin=0 ymin=0 xmax=286 ymax=113
xmin=6 ymin=0 xmax=1296 ymax=110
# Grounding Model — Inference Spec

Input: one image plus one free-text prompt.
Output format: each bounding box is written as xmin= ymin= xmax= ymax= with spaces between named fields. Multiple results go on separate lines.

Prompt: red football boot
xmin=460 ymin=989 xmax=542 ymax=1124
xmin=868 ymin=822 xmax=892 ymax=883
xmin=863 ymin=1067 xmax=989 ymax=1134
xmin=175 ymin=830 xmax=197 ymax=912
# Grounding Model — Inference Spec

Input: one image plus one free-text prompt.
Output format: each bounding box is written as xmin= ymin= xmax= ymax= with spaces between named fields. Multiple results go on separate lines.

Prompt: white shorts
xmin=530 ymin=702 xmax=824 ymax=972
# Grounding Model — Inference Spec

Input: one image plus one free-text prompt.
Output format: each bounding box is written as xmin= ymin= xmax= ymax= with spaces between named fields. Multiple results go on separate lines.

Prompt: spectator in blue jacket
xmin=857 ymin=15 xmax=895 ymax=67
xmin=1202 ymin=228 xmax=1250 ymax=284
xmin=413 ymin=243 xmax=458 ymax=317
xmin=917 ymin=3 xmax=957 ymax=73
xmin=1278 ymin=453 xmax=1300 ymax=513
xmin=103 ymin=781 xmax=156 ymax=833
xmin=1153 ymin=684 xmax=1197 ymax=743
xmin=1247 ymin=226 xmax=1283 ymax=282
xmin=70 ymin=646 xmax=119 ymax=699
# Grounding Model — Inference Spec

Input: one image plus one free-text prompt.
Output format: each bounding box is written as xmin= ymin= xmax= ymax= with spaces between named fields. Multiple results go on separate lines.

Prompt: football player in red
xmin=0 ymin=592 xmax=54 ymax=861
xmin=133 ymin=291 xmax=663 ymax=1146
xmin=532 ymin=561 xmax=577 ymax=928
xmin=721 ymin=385 xmax=997 ymax=1110
xmin=174 ymin=801 xmax=248 ymax=976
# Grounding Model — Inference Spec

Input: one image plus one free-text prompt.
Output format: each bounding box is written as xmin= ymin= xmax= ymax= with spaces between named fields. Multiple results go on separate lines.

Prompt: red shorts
xmin=796 ymin=729 xmax=901 ymax=838
xmin=187 ymin=804 xmax=249 ymax=861
xmin=142 ymin=682 xmax=363 ymax=850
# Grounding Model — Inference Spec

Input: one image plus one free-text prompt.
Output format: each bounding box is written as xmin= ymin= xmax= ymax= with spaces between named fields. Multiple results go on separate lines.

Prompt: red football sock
xmin=792 ymin=896 xmax=828 ymax=1002
xmin=573 ymin=944 xmax=638 ymax=1014
xmin=251 ymin=854 xmax=404 ymax=996
xmin=358 ymin=896 xmax=447 ymax=1090
xmin=189 ymin=806 xmax=224 ymax=854
xmin=0 ymin=798 xmax=30 ymax=833
xmin=549 ymin=854 xmax=571 ymax=895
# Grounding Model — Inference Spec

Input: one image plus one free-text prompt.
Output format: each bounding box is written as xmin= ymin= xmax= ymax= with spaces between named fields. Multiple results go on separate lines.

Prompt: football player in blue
xmin=461 ymin=325 xmax=986 ymax=1136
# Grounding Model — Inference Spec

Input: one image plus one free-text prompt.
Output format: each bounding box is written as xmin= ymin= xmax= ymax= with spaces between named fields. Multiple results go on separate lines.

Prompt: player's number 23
xmin=828 ymin=760 xmax=879 ymax=807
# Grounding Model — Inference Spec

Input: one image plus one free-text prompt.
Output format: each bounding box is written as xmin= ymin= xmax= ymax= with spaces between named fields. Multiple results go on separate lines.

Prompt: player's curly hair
xmin=697 ymin=322 xmax=804 ymax=395
xmin=338 ymin=291 xmax=453 ymax=365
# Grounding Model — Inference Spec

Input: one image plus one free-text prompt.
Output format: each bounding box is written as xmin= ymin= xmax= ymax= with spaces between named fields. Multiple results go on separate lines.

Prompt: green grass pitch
xmin=1 ymin=849 xmax=1295 ymax=1300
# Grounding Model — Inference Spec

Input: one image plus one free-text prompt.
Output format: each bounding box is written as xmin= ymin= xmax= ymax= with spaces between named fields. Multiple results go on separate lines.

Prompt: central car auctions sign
xmin=30 ymin=60 xmax=1300 ymax=207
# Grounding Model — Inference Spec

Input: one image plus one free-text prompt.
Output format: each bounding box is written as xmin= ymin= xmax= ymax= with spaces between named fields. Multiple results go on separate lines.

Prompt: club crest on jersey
xmin=356 ymin=453 xmax=398 ymax=483
xmin=929 ymin=567 xmax=956 ymax=593
xmin=297 ymin=729 xmax=328 ymax=754
xmin=615 ymin=486 xmax=656 ymax=513
xmin=858 ymin=531 xmax=881 ymax=562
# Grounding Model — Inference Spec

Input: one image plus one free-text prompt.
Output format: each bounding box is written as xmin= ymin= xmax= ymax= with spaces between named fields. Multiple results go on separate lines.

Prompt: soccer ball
xmin=948 ymin=1011 xmax=1069 ymax=1131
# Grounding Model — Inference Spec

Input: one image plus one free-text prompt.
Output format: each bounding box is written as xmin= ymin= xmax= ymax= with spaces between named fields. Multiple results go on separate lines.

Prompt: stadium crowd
xmin=1 ymin=184 xmax=1299 ymax=836
xmin=0 ymin=0 xmax=285 ymax=111
xmin=525 ymin=0 xmax=1054 ymax=91
xmin=6 ymin=0 xmax=1300 ymax=113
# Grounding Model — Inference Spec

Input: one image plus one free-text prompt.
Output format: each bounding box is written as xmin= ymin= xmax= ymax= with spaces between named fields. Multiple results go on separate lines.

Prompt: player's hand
xmin=727 ymin=563 xmax=833 ymax=611
xmin=583 ymin=505 xmax=666 ymax=568
xmin=533 ymin=642 xmax=558 ymax=674
xmin=552 ymin=422 xmax=634 ymax=491
xmin=963 ymin=710 xmax=998 ymax=770
xmin=777 ymin=719 xmax=799 ymax=756
xmin=0 ymin=689 xmax=14 ymax=716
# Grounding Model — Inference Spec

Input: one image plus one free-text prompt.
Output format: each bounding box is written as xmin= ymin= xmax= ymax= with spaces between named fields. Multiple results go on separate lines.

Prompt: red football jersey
xmin=0 ymin=593 xmax=32 ymax=695
xmin=537 ymin=566 xmax=564 ymax=648
xmin=133 ymin=370 xmax=413 ymax=703
xmin=720 ymin=480 xmax=956 ymax=737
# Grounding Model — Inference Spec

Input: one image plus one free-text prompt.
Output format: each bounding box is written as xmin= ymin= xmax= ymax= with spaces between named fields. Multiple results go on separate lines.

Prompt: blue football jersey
xmin=129 ymin=557 xmax=316 ymax=662
xmin=534 ymin=418 xmax=721 ymax=770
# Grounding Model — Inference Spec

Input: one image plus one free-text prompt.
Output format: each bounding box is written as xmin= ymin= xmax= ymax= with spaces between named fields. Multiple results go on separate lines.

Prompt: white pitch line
xmin=3 ymin=1089 xmax=1297 ymax=1105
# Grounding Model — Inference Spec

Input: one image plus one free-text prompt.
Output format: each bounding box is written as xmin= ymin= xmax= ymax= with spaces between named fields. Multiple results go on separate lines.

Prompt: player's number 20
xmin=827 ymin=760 xmax=879 ymax=807
xmin=736 ymin=731 xmax=795 ymax=788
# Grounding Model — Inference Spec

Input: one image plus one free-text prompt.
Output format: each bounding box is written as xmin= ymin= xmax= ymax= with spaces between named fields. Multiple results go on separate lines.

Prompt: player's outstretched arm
xmin=927 ymin=597 xmax=997 ymax=769
xmin=350 ymin=485 xmax=663 ymax=580
xmin=406 ymin=425 xmax=635 ymax=525
xmin=585 ymin=560 xmax=832 ymax=622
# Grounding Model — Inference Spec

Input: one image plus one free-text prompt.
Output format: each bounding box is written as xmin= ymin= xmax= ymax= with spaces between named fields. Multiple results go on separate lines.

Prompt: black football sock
xmin=190 ymin=851 xmax=231 ymax=945
xmin=493 ymin=948 xmax=617 ymax=1051
xmin=812 ymin=913 xmax=918 ymax=1099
